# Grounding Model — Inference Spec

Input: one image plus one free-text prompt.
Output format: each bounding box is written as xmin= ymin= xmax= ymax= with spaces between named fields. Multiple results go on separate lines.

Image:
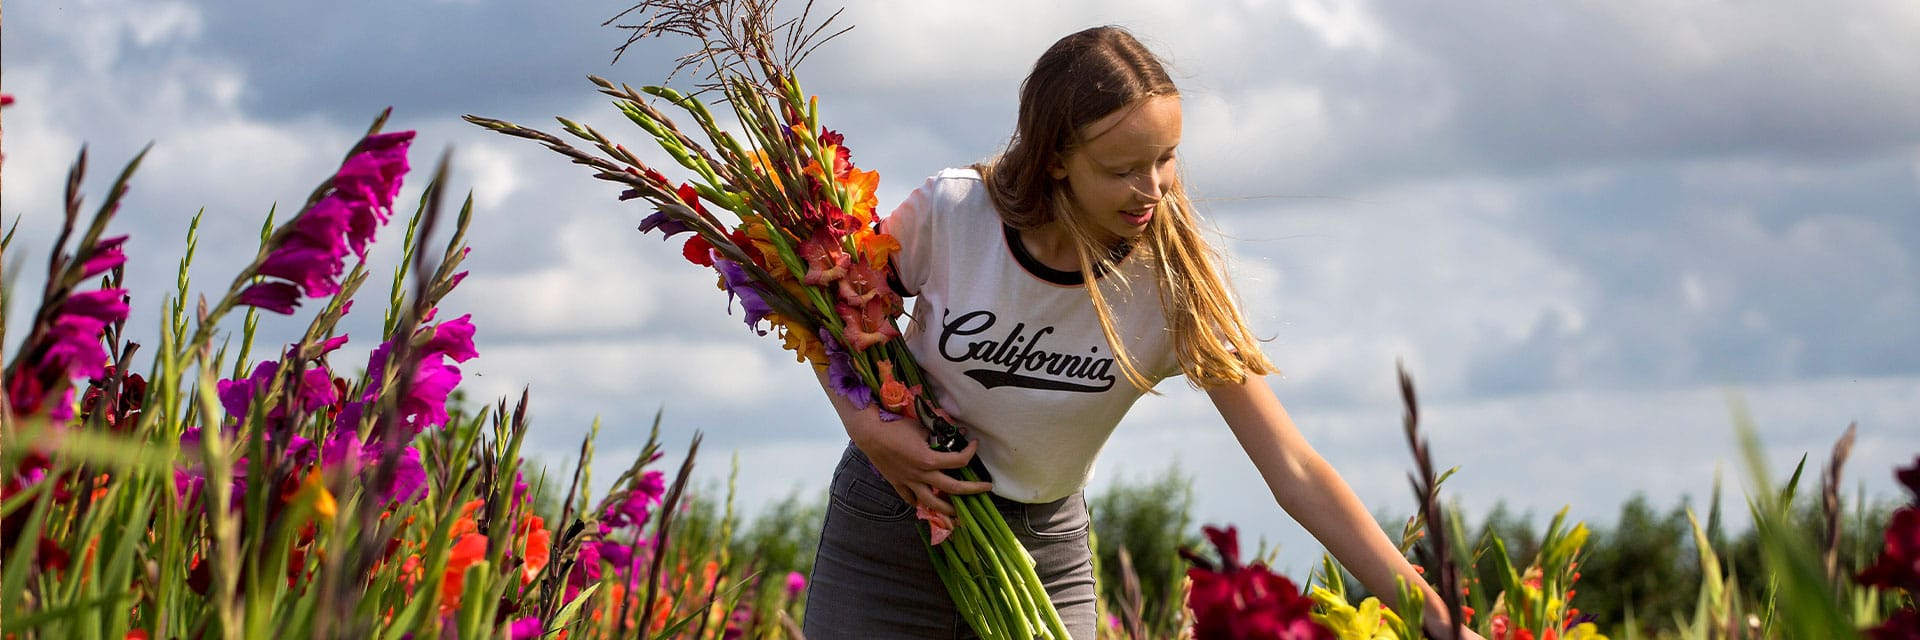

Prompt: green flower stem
xmin=936 ymin=545 xmax=1013 ymax=638
xmin=956 ymin=487 xmax=1069 ymax=639
xmin=950 ymin=505 xmax=1037 ymax=639
xmin=936 ymin=542 xmax=1009 ymax=640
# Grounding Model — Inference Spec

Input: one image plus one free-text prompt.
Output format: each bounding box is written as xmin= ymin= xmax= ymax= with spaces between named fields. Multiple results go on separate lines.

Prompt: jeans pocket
xmin=829 ymin=448 xmax=914 ymax=523
xmin=1020 ymin=492 xmax=1091 ymax=541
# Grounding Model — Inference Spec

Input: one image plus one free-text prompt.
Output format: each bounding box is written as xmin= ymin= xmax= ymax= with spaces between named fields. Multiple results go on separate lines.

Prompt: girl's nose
xmin=1135 ymin=168 xmax=1165 ymax=202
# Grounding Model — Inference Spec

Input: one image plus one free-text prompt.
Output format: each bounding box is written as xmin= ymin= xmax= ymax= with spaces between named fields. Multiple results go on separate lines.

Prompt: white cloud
xmin=1287 ymin=0 xmax=1387 ymax=53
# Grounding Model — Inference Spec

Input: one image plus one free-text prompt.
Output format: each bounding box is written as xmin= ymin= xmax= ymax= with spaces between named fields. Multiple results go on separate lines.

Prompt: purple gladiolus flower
xmin=821 ymin=328 xmax=869 ymax=410
xmin=714 ymin=259 xmax=773 ymax=334
xmin=638 ymin=210 xmax=692 ymax=237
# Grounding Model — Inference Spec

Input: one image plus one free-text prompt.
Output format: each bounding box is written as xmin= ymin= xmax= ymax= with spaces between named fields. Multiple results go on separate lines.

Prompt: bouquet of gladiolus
xmin=465 ymin=1 xmax=1070 ymax=637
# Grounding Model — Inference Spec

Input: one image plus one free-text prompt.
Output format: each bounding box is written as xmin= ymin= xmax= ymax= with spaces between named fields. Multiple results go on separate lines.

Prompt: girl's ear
xmin=1048 ymin=155 xmax=1069 ymax=180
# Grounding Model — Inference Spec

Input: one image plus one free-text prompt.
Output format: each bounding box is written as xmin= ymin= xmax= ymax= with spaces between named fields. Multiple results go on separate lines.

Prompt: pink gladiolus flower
xmin=800 ymin=229 xmax=852 ymax=286
xmin=917 ymin=503 xmax=954 ymax=546
xmin=836 ymin=299 xmax=900 ymax=350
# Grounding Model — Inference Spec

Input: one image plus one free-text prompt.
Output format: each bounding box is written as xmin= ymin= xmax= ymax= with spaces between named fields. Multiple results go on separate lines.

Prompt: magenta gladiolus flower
xmin=603 ymin=470 xmax=666 ymax=529
xmin=6 ymin=287 xmax=129 ymax=421
xmin=218 ymin=360 xmax=337 ymax=421
xmin=236 ymin=282 xmax=301 ymax=314
xmin=318 ymin=429 xmax=427 ymax=504
xmin=334 ymin=132 xmax=414 ymax=257
xmin=240 ymin=130 xmax=413 ymax=314
xmin=81 ymin=236 xmax=128 ymax=278
xmin=786 ymin=571 xmax=807 ymax=597
xmin=421 ymin=314 xmax=479 ymax=362
xmin=349 ymin=313 xmax=479 ymax=439
xmin=507 ymin=617 xmax=543 ymax=640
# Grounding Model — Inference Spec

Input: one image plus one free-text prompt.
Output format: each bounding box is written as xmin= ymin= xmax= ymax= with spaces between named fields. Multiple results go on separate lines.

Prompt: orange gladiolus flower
xmin=774 ymin=315 xmax=829 ymax=366
xmin=839 ymin=167 xmax=879 ymax=224
xmin=441 ymin=533 xmax=489 ymax=615
xmin=857 ymin=232 xmax=900 ymax=270
xmin=876 ymin=361 xmax=919 ymax=419
xmin=518 ymin=515 xmax=550 ymax=586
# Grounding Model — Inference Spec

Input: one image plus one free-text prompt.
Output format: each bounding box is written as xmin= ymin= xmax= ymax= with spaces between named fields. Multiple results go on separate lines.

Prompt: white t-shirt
xmin=884 ymin=168 xmax=1180 ymax=503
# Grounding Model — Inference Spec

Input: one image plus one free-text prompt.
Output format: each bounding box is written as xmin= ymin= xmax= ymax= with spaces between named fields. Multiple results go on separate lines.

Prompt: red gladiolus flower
xmin=801 ymin=229 xmax=852 ymax=286
xmin=836 ymin=299 xmax=900 ymax=351
xmin=836 ymin=260 xmax=887 ymax=308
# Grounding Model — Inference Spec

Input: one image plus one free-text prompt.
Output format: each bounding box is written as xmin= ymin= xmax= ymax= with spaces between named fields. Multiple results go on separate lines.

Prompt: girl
xmin=805 ymin=26 xmax=1480 ymax=639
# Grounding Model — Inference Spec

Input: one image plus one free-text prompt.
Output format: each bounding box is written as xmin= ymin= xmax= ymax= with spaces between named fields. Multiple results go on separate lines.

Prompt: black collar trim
xmin=1002 ymin=224 xmax=1131 ymax=286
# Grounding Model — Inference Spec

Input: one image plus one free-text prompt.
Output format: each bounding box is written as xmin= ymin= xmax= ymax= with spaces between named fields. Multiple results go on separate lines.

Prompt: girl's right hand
xmin=841 ymin=405 xmax=994 ymax=516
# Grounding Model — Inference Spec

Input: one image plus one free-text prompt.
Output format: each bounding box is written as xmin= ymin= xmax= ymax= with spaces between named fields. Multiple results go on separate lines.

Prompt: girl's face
xmin=1050 ymin=95 xmax=1183 ymax=242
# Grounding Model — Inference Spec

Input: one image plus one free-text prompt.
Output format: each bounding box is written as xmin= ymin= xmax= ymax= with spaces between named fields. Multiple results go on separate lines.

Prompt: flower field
xmin=2 ymin=112 xmax=1914 ymax=639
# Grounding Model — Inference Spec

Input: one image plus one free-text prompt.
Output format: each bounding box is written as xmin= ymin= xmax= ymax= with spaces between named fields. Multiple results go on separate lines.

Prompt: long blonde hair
xmin=976 ymin=26 xmax=1275 ymax=391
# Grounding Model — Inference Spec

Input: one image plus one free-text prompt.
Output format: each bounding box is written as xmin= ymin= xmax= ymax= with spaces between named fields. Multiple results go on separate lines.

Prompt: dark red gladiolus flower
xmin=1185 ymin=525 xmax=1333 ymax=640
xmin=1866 ymin=607 xmax=1920 ymax=640
xmin=1859 ymin=507 xmax=1920 ymax=594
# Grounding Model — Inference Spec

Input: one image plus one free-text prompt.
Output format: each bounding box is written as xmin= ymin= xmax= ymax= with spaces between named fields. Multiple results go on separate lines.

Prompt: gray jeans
xmin=803 ymin=444 xmax=1097 ymax=639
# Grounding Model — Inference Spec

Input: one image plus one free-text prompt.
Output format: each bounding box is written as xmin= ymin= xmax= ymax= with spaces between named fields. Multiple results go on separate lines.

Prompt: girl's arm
xmin=1207 ymin=375 xmax=1484 ymax=639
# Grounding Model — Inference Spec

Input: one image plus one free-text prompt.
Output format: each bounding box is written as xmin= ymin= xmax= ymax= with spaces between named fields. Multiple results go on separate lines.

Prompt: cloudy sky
xmin=7 ymin=0 xmax=1918 ymax=573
